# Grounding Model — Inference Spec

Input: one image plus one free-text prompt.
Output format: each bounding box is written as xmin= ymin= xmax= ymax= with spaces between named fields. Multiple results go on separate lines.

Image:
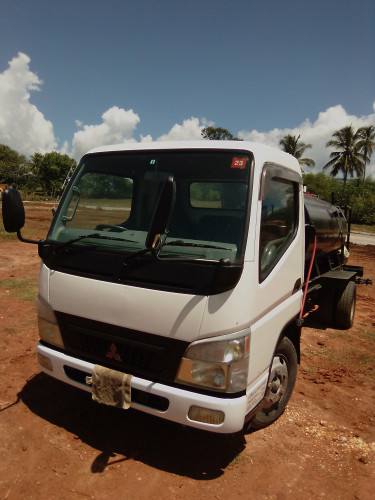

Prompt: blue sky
xmin=1 ymin=0 xmax=374 ymax=173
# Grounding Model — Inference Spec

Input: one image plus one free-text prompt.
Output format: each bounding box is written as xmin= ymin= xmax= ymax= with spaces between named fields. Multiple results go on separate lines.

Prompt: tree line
xmin=203 ymin=125 xmax=375 ymax=225
xmin=277 ymin=125 xmax=375 ymax=224
xmin=203 ymin=124 xmax=374 ymax=181
xmin=0 ymin=145 xmax=76 ymax=197
xmin=303 ymin=172 xmax=375 ymax=225
xmin=1 ymin=124 xmax=374 ymax=224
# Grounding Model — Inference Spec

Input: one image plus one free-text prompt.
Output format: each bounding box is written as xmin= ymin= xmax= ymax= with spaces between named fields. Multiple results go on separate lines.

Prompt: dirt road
xmin=350 ymin=231 xmax=375 ymax=246
xmin=0 ymin=203 xmax=374 ymax=499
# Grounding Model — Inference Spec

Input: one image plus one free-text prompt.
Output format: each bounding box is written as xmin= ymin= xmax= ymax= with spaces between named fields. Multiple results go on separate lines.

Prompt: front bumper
xmin=37 ymin=342 xmax=248 ymax=433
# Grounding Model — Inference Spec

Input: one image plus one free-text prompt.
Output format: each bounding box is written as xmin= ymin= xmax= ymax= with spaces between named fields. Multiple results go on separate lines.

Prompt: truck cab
xmin=2 ymin=141 xmax=309 ymax=432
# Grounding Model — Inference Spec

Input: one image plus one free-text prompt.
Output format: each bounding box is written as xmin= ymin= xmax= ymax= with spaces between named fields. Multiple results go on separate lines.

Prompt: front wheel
xmin=249 ymin=336 xmax=297 ymax=430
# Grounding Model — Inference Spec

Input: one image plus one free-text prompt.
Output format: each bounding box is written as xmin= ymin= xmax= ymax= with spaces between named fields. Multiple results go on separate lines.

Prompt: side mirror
xmin=145 ymin=176 xmax=176 ymax=251
xmin=1 ymin=187 xmax=40 ymax=244
xmin=2 ymin=187 xmax=25 ymax=233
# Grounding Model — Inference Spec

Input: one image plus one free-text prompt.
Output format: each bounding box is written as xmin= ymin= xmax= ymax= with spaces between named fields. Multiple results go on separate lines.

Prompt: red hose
xmin=299 ymin=233 xmax=317 ymax=320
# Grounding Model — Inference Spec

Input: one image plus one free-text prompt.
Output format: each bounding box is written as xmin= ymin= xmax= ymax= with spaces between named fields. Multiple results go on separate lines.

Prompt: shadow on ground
xmin=19 ymin=373 xmax=246 ymax=479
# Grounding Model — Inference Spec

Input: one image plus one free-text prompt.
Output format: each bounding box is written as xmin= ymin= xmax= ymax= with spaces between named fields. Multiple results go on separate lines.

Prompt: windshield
xmin=48 ymin=150 xmax=252 ymax=263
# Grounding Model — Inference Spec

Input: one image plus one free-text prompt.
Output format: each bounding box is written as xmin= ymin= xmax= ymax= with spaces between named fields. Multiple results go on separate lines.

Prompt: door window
xmin=259 ymin=178 xmax=298 ymax=281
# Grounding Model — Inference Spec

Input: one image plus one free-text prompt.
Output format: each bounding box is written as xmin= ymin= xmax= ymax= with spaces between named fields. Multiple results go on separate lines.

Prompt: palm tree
xmin=357 ymin=125 xmax=375 ymax=181
xmin=323 ymin=126 xmax=365 ymax=195
xmin=279 ymin=134 xmax=315 ymax=170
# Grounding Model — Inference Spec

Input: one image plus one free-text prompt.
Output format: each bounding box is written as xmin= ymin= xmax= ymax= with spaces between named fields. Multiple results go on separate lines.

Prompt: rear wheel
xmin=334 ymin=280 xmax=356 ymax=329
xmin=250 ymin=336 xmax=297 ymax=430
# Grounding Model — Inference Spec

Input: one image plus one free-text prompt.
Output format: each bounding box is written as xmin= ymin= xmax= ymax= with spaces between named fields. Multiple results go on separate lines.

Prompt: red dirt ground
xmin=0 ymin=203 xmax=374 ymax=500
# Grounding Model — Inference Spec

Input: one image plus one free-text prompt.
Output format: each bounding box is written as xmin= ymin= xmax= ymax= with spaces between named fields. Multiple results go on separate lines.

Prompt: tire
xmin=249 ymin=336 xmax=298 ymax=430
xmin=334 ymin=280 xmax=356 ymax=330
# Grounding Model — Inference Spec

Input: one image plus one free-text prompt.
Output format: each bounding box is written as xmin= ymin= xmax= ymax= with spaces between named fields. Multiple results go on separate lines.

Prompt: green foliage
xmin=29 ymin=152 xmax=77 ymax=197
xmin=363 ymin=329 xmax=375 ymax=341
xmin=351 ymin=224 xmax=375 ymax=234
xmin=0 ymin=226 xmax=17 ymax=239
xmin=324 ymin=126 xmax=365 ymax=189
xmin=279 ymin=134 xmax=315 ymax=169
xmin=0 ymin=144 xmax=77 ymax=197
xmin=303 ymin=172 xmax=375 ymax=225
xmin=303 ymin=172 xmax=340 ymax=202
xmin=357 ymin=125 xmax=375 ymax=180
xmin=0 ymin=144 xmax=29 ymax=186
xmin=0 ymin=278 xmax=38 ymax=301
xmin=78 ymin=173 xmax=133 ymax=199
xmin=201 ymin=127 xmax=241 ymax=141
xmin=306 ymin=125 xmax=375 ymax=225
xmin=190 ymin=182 xmax=221 ymax=203
xmin=346 ymin=186 xmax=375 ymax=225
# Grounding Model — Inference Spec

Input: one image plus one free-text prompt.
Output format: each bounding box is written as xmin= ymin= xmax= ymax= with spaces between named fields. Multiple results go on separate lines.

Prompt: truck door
xmin=247 ymin=163 xmax=303 ymax=383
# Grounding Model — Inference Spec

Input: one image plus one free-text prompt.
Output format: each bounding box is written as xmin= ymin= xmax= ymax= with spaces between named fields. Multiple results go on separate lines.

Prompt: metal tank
xmin=304 ymin=193 xmax=347 ymax=263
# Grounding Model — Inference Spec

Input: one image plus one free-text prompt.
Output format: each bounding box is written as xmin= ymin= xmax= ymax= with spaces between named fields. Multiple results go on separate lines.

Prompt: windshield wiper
xmin=54 ymin=232 xmax=137 ymax=251
xmin=163 ymin=239 xmax=232 ymax=251
xmin=123 ymin=248 xmax=151 ymax=263
xmin=83 ymin=233 xmax=137 ymax=243
xmin=122 ymin=239 xmax=232 ymax=265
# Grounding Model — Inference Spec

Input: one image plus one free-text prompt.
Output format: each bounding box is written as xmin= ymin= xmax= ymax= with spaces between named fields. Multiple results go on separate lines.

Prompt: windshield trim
xmin=46 ymin=149 xmax=254 ymax=288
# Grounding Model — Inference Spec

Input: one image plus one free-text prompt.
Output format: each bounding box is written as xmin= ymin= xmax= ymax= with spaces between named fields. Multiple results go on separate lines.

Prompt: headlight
xmin=36 ymin=296 xmax=64 ymax=349
xmin=176 ymin=335 xmax=250 ymax=393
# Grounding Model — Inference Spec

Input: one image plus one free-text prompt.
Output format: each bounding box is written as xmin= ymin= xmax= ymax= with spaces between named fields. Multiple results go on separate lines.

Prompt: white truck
xmin=2 ymin=141 xmax=368 ymax=433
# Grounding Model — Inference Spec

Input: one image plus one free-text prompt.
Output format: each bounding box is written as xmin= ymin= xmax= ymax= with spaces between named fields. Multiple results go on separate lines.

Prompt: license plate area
xmin=87 ymin=365 xmax=132 ymax=409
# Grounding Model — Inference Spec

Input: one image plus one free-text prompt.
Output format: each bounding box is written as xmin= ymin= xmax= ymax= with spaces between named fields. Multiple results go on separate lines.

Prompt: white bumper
xmin=37 ymin=342 xmax=248 ymax=434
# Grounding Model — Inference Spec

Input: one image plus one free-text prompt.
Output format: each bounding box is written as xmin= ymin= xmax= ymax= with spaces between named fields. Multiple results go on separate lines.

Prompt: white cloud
xmin=59 ymin=140 xmax=70 ymax=156
xmin=71 ymin=106 xmax=140 ymax=159
xmin=0 ymin=52 xmax=58 ymax=155
xmin=238 ymin=102 xmax=375 ymax=178
xmin=71 ymin=115 xmax=210 ymax=157
xmin=1 ymin=52 xmax=374 ymax=180
xmin=140 ymin=134 xmax=153 ymax=142
xmin=156 ymin=117 xmax=206 ymax=141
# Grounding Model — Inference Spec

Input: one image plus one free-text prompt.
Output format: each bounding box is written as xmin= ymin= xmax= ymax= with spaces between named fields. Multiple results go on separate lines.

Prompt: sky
xmin=0 ymin=0 xmax=374 ymax=176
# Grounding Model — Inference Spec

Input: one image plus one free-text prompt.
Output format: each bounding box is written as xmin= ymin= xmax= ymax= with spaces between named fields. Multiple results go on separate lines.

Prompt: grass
xmin=361 ymin=329 xmax=375 ymax=341
xmin=0 ymin=278 xmax=38 ymax=301
xmin=4 ymin=327 xmax=16 ymax=335
xmin=312 ymin=344 xmax=374 ymax=372
xmin=351 ymin=224 xmax=375 ymax=234
xmin=0 ymin=227 xmax=17 ymax=239
xmin=327 ymin=330 xmax=351 ymax=341
xmin=304 ymin=326 xmax=375 ymax=374
xmin=302 ymin=365 xmax=318 ymax=375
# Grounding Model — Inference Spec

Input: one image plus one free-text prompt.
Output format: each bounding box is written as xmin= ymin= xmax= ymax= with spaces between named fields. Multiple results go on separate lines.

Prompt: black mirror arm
xmin=148 ymin=233 xmax=166 ymax=260
xmin=16 ymin=230 xmax=41 ymax=245
xmin=145 ymin=177 xmax=176 ymax=251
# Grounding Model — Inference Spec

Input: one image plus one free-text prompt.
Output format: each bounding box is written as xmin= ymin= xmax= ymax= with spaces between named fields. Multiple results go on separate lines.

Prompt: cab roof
xmin=85 ymin=140 xmax=301 ymax=174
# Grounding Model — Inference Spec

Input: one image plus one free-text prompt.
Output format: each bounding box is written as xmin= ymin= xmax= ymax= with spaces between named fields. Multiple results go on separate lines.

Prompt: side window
xmin=259 ymin=178 xmax=298 ymax=281
xmin=190 ymin=182 xmax=247 ymax=210
xmin=189 ymin=182 xmax=248 ymax=247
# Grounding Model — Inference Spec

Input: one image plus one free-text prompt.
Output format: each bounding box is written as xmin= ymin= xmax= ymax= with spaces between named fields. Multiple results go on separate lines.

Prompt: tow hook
xmin=356 ymin=278 xmax=372 ymax=285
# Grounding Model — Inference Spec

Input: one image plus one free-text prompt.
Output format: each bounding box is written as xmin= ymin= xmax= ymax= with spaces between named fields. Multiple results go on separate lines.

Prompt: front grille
xmin=56 ymin=312 xmax=188 ymax=384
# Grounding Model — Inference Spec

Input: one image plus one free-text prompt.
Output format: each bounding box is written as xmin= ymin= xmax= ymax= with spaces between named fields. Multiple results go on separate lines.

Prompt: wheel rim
xmin=263 ymin=354 xmax=289 ymax=409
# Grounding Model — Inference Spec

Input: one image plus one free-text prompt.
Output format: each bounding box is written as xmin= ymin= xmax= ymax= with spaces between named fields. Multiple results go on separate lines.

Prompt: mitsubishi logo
xmin=106 ymin=343 xmax=121 ymax=361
